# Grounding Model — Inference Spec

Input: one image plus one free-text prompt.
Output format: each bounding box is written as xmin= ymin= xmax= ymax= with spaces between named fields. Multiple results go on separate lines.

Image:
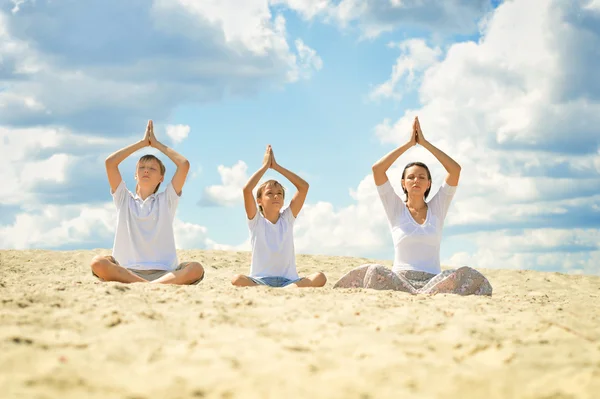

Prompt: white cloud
xmin=585 ymin=0 xmax=600 ymax=10
xmin=364 ymin=0 xmax=600 ymax=273
xmin=10 ymin=0 xmax=27 ymax=14
xmin=0 ymin=126 xmax=136 ymax=206
xmin=276 ymin=0 xmax=492 ymax=37
xmin=165 ymin=124 xmax=191 ymax=145
xmin=370 ymin=39 xmax=442 ymax=100
xmin=201 ymin=161 xmax=249 ymax=206
xmin=0 ymin=2 xmax=322 ymax=133
xmin=445 ymin=229 xmax=600 ymax=275
xmin=270 ymin=0 xmax=330 ymax=19
xmin=293 ymin=39 xmax=324 ymax=80
xmin=0 ymin=201 xmax=225 ymax=251
xmin=0 ymin=203 xmax=115 ymax=249
xmin=173 ymin=218 xmax=226 ymax=250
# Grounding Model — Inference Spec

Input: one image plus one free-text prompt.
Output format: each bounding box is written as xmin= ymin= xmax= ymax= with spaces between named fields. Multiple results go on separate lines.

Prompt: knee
xmin=231 ymin=274 xmax=246 ymax=286
xmin=367 ymin=264 xmax=386 ymax=275
xmin=312 ymin=272 xmax=327 ymax=287
xmin=457 ymin=266 xmax=482 ymax=277
xmin=90 ymin=255 xmax=109 ymax=275
xmin=187 ymin=262 xmax=204 ymax=279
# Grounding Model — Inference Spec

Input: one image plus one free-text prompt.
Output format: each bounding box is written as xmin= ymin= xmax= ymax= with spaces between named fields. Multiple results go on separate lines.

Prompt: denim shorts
xmin=247 ymin=276 xmax=303 ymax=287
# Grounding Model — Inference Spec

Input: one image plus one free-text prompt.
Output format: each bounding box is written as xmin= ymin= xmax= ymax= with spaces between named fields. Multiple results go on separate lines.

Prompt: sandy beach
xmin=1 ymin=249 xmax=599 ymax=399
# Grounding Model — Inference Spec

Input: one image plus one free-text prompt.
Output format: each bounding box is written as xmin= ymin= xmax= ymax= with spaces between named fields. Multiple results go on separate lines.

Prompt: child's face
xmin=135 ymin=159 xmax=164 ymax=190
xmin=258 ymin=184 xmax=284 ymax=213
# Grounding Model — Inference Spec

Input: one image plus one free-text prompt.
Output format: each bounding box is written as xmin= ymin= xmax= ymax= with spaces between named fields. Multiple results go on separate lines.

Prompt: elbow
xmin=372 ymin=163 xmax=381 ymax=173
xmin=301 ymin=182 xmax=310 ymax=193
xmin=179 ymin=159 xmax=190 ymax=172
xmin=105 ymin=156 xmax=116 ymax=168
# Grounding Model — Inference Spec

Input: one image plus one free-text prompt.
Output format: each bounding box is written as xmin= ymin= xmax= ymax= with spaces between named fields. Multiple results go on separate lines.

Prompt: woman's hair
xmin=401 ymin=161 xmax=432 ymax=200
xmin=256 ymin=179 xmax=285 ymax=214
xmin=137 ymin=154 xmax=166 ymax=194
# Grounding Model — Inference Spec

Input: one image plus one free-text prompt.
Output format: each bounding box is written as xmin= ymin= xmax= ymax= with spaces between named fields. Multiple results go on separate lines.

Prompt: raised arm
xmin=371 ymin=119 xmax=417 ymax=186
xmin=415 ymin=117 xmax=461 ymax=186
xmin=148 ymin=120 xmax=190 ymax=195
xmin=270 ymin=149 xmax=309 ymax=218
xmin=105 ymin=121 xmax=151 ymax=193
xmin=243 ymin=145 xmax=272 ymax=220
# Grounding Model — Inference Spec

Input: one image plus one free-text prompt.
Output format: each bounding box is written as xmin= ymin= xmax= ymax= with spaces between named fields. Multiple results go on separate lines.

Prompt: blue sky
xmin=1 ymin=0 xmax=599 ymax=275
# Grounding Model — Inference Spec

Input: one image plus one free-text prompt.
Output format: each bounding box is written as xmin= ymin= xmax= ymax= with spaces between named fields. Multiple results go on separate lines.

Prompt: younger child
xmin=90 ymin=120 xmax=204 ymax=285
xmin=231 ymin=145 xmax=326 ymax=288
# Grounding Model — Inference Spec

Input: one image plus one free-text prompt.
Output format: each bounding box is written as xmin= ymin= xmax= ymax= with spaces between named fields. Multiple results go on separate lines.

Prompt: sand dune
xmin=1 ymin=249 xmax=599 ymax=398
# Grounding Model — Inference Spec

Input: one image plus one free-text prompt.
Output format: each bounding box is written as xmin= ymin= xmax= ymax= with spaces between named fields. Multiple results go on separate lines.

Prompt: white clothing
xmin=248 ymin=207 xmax=299 ymax=280
xmin=111 ymin=180 xmax=180 ymax=271
xmin=377 ymin=180 xmax=457 ymax=275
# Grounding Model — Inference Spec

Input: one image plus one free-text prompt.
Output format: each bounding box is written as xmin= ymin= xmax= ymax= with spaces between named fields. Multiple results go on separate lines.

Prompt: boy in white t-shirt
xmin=90 ymin=120 xmax=204 ymax=285
xmin=334 ymin=117 xmax=492 ymax=295
xmin=231 ymin=145 xmax=326 ymax=288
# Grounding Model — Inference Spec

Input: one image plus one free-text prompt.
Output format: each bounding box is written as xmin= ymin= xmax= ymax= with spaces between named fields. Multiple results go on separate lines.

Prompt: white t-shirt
xmin=377 ymin=180 xmax=457 ymax=275
xmin=111 ymin=181 xmax=180 ymax=271
xmin=248 ymin=207 xmax=299 ymax=280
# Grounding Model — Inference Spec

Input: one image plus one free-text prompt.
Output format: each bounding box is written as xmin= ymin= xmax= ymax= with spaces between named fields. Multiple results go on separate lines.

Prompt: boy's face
xmin=135 ymin=159 xmax=164 ymax=191
xmin=258 ymin=183 xmax=284 ymax=213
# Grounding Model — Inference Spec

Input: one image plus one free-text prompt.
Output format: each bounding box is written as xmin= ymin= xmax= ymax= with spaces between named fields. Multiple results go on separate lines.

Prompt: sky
xmin=1 ymin=0 xmax=599 ymax=275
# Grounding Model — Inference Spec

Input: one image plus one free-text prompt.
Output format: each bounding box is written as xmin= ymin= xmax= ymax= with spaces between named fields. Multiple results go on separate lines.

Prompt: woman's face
xmin=402 ymin=165 xmax=431 ymax=197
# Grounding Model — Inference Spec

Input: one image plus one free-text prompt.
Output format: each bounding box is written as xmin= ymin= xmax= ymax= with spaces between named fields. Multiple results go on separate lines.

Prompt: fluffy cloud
xmin=275 ymin=0 xmax=493 ymax=37
xmin=242 ymin=0 xmax=600 ymax=274
xmin=0 ymin=0 xmax=323 ymax=249
xmin=446 ymin=229 xmax=600 ymax=275
xmin=0 ymin=203 xmax=116 ymax=249
xmin=165 ymin=124 xmax=191 ymax=145
xmin=0 ymin=201 xmax=222 ymax=251
xmin=365 ymin=0 xmax=600 ymax=272
xmin=199 ymin=161 xmax=249 ymax=207
xmin=370 ymin=39 xmax=442 ymax=100
xmin=0 ymin=0 xmax=322 ymax=134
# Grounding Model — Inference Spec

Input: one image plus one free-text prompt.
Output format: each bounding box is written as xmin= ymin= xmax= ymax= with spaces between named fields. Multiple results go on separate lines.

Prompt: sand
xmin=1 ymin=249 xmax=599 ymax=399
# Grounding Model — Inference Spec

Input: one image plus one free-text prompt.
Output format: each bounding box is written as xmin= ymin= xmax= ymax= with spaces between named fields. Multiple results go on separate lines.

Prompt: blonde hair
xmin=137 ymin=154 xmax=166 ymax=194
xmin=256 ymin=180 xmax=285 ymax=214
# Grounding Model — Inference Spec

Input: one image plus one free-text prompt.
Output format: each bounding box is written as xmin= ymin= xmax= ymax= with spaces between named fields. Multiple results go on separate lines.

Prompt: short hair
xmin=137 ymin=154 xmax=166 ymax=194
xmin=256 ymin=180 xmax=285 ymax=214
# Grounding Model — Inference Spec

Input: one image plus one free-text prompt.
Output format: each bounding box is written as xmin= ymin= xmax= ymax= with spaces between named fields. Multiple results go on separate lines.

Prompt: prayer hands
xmin=143 ymin=120 xmax=159 ymax=147
xmin=263 ymin=145 xmax=274 ymax=168
xmin=414 ymin=116 xmax=427 ymax=145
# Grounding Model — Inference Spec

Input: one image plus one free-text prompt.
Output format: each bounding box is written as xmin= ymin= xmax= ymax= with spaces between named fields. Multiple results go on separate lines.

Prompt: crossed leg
xmin=289 ymin=272 xmax=327 ymax=288
xmin=150 ymin=262 xmax=205 ymax=285
xmin=419 ymin=266 xmax=492 ymax=296
xmin=90 ymin=256 xmax=204 ymax=285
xmin=230 ymin=272 xmax=327 ymax=287
xmin=91 ymin=256 xmax=147 ymax=283
xmin=334 ymin=264 xmax=416 ymax=293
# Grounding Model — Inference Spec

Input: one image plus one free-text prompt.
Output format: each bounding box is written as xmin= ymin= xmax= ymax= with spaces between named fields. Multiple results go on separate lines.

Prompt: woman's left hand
xmin=414 ymin=116 xmax=428 ymax=145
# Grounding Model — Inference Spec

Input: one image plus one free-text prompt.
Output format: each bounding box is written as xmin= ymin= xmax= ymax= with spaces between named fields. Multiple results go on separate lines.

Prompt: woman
xmin=334 ymin=117 xmax=492 ymax=295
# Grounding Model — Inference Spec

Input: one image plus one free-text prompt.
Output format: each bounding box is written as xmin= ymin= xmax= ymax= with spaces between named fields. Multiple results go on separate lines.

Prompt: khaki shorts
xmin=93 ymin=256 xmax=204 ymax=285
